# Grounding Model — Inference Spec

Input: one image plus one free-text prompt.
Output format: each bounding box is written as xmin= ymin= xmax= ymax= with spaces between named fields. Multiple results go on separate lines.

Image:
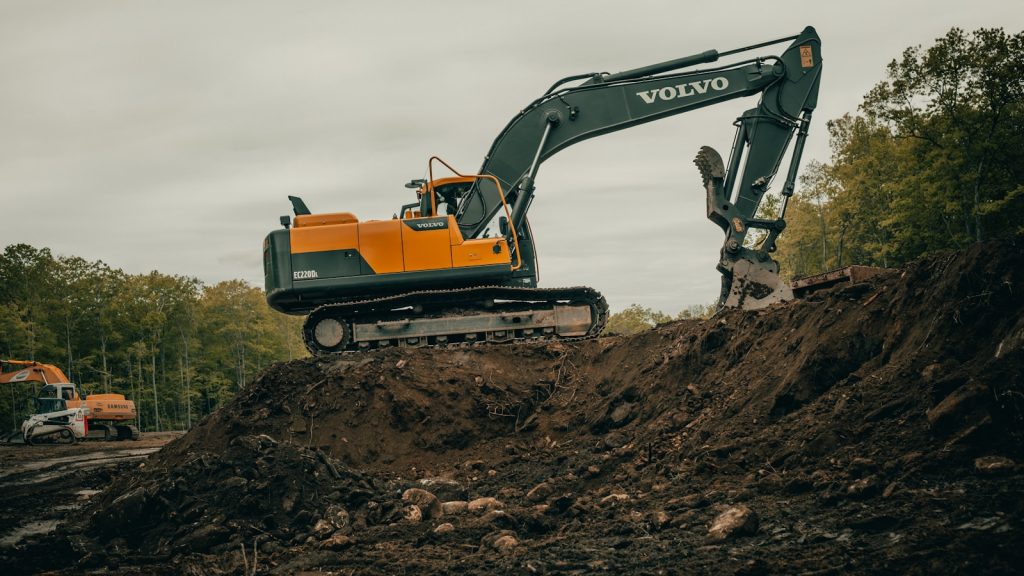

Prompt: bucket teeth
xmin=695 ymin=146 xmax=729 ymax=231
xmin=694 ymin=145 xmax=725 ymax=186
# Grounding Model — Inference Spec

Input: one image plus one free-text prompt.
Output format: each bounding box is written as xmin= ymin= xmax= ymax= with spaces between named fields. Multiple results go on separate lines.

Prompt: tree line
xmin=0 ymin=244 xmax=305 ymax=432
xmin=774 ymin=27 xmax=1023 ymax=277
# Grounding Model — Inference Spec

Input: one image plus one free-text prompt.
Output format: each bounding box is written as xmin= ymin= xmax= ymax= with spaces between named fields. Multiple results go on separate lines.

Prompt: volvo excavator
xmin=263 ymin=27 xmax=822 ymax=354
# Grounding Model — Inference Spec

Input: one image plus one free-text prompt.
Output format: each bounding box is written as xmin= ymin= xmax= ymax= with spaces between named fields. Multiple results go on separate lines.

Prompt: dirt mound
xmin=9 ymin=239 xmax=1024 ymax=575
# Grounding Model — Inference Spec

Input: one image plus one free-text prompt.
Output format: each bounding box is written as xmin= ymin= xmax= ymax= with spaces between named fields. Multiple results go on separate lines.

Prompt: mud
xmin=2 ymin=239 xmax=1023 ymax=575
xmin=0 ymin=433 xmax=181 ymax=559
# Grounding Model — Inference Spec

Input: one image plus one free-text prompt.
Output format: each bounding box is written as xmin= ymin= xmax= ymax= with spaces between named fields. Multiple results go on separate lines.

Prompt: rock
xmin=402 ymin=505 xmax=423 ymax=523
xmin=402 ymin=488 xmax=442 ymax=519
xmin=395 ymin=359 xmax=407 ymax=369
xmin=599 ymin=493 xmax=629 ymax=506
xmin=312 ymin=519 xmax=335 ymax=539
xmin=479 ymin=510 xmax=516 ymax=528
xmin=526 ymin=481 xmax=555 ymax=503
xmin=603 ymin=432 xmax=630 ymax=449
xmin=493 ymin=534 xmax=519 ymax=550
xmin=920 ymin=362 xmax=945 ymax=383
xmin=707 ymin=506 xmax=759 ymax=542
xmin=319 ymin=533 xmax=353 ymax=550
xmin=975 ymin=455 xmax=1015 ymax=474
xmin=926 ymin=381 xmax=989 ymax=431
xmin=480 ymin=530 xmax=519 ymax=551
xmin=418 ymin=477 xmax=466 ymax=501
xmin=650 ymin=510 xmax=670 ymax=529
xmin=434 ymin=522 xmax=455 ymax=534
xmin=442 ymin=501 xmax=469 ymax=515
xmin=847 ymin=475 xmax=879 ymax=498
xmin=609 ymin=402 xmax=634 ymax=426
xmin=468 ymin=497 xmax=503 ymax=513
xmin=327 ymin=506 xmax=350 ymax=530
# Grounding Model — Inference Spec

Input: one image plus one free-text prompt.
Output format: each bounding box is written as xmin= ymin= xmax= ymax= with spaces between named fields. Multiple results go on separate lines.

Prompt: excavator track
xmin=302 ymin=286 xmax=608 ymax=355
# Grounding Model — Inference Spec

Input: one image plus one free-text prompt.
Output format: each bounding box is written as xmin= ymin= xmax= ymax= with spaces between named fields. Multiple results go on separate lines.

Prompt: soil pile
xmin=9 ymin=238 xmax=1024 ymax=575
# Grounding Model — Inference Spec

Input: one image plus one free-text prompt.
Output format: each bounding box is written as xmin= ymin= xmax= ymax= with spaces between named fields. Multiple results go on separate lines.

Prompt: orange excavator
xmin=263 ymin=27 xmax=823 ymax=354
xmin=0 ymin=360 xmax=139 ymax=443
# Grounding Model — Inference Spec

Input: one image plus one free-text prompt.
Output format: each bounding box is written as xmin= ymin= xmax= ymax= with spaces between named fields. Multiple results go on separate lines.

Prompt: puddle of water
xmin=0 ymin=448 xmax=160 ymax=486
xmin=0 ymin=520 xmax=59 ymax=548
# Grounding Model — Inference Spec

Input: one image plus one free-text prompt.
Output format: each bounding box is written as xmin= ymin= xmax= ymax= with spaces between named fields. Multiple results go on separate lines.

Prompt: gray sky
xmin=2 ymin=1 xmax=1020 ymax=314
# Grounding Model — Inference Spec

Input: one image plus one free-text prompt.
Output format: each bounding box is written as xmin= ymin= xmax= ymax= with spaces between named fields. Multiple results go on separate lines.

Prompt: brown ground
xmin=0 ymin=433 xmax=181 ymax=563
xmin=2 ymin=239 xmax=1022 ymax=575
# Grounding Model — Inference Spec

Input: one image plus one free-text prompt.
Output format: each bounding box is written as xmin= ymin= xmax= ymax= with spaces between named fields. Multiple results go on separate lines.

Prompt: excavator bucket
xmin=718 ymin=259 xmax=794 ymax=310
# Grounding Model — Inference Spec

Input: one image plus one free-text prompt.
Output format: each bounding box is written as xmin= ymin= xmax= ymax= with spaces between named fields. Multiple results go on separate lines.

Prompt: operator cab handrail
xmin=426 ymin=156 xmax=522 ymax=271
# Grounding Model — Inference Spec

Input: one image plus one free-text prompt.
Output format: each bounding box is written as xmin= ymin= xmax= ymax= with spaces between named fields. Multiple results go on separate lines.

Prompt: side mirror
xmin=280 ymin=215 xmax=291 ymax=229
xmin=499 ymin=216 xmax=509 ymax=237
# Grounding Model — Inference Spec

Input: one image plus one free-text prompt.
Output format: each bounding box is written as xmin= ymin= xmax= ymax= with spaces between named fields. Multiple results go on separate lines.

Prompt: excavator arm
xmin=0 ymin=360 xmax=70 ymax=385
xmin=457 ymin=26 xmax=822 ymax=309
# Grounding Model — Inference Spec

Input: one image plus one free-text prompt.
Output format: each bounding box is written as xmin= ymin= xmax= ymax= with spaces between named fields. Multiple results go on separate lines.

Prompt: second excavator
xmin=1 ymin=360 xmax=139 ymax=443
xmin=264 ymin=27 xmax=823 ymax=354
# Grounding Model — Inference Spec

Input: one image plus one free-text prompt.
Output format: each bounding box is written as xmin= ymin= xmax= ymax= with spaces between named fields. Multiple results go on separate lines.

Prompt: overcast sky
xmin=2 ymin=1 xmax=1020 ymax=314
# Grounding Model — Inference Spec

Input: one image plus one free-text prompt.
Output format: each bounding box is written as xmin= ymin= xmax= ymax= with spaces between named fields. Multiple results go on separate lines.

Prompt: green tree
xmin=777 ymin=27 xmax=1024 ymax=276
xmin=603 ymin=304 xmax=672 ymax=336
xmin=861 ymin=27 xmax=1024 ymax=245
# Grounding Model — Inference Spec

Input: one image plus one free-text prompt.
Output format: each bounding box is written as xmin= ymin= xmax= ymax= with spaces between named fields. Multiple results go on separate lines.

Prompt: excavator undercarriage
xmin=303 ymin=286 xmax=607 ymax=354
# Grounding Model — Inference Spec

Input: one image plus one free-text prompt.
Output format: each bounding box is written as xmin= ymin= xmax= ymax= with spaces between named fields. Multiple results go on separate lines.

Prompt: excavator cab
xmin=407 ymin=177 xmax=473 ymax=219
xmin=38 ymin=383 xmax=78 ymax=402
xmin=32 ymin=396 xmax=68 ymax=415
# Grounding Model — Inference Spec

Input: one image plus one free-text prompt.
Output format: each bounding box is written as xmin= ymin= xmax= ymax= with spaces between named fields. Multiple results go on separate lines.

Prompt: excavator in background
xmin=0 ymin=360 xmax=139 ymax=444
xmin=263 ymin=27 xmax=823 ymax=354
